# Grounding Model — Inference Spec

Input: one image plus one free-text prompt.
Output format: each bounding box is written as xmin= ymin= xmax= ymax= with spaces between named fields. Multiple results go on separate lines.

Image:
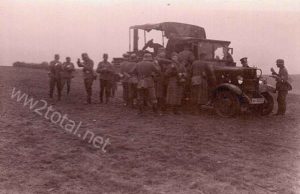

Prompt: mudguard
xmin=259 ymin=83 xmax=276 ymax=93
xmin=213 ymin=83 xmax=243 ymax=96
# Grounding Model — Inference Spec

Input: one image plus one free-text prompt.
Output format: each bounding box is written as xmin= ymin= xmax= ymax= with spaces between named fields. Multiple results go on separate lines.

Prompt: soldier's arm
xmin=129 ymin=64 xmax=137 ymax=76
xmin=83 ymin=61 xmax=94 ymax=72
xmin=157 ymin=58 xmax=172 ymax=64
xmin=77 ymin=60 xmax=85 ymax=68
xmin=70 ymin=63 xmax=75 ymax=71
xmin=108 ymin=62 xmax=115 ymax=73
xmin=96 ymin=62 xmax=101 ymax=73
xmin=270 ymin=67 xmax=279 ymax=76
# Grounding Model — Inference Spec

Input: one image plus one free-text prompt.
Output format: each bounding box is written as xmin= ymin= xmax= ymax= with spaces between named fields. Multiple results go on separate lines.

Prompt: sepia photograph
xmin=0 ymin=0 xmax=300 ymax=193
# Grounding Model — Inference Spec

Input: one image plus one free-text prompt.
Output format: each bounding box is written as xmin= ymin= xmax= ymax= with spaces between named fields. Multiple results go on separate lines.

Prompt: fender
xmin=213 ymin=83 xmax=243 ymax=96
xmin=259 ymin=83 xmax=276 ymax=93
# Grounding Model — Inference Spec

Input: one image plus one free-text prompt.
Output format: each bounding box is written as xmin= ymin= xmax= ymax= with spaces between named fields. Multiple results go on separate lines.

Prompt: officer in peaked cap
xmin=240 ymin=57 xmax=249 ymax=67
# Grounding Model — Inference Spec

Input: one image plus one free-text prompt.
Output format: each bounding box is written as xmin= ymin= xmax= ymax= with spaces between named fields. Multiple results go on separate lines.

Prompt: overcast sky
xmin=1 ymin=0 xmax=300 ymax=73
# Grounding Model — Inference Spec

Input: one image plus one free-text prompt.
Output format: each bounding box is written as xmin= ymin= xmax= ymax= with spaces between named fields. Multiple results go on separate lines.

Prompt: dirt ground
xmin=0 ymin=66 xmax=299 ymax=194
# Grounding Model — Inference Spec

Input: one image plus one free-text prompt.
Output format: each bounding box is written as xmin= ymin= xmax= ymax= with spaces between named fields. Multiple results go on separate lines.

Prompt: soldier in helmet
xmin=271 ymin=59 xmax=291 ymax=115
xmin=48 ymin=54 xmax=63 ymax=100
xmin=61 ymin=57 xmax=75 ymax=95
xmin=131 ymin=53 xmax=160 ymax=114
xmin=77 ymin=53 xmax=95 ymax=104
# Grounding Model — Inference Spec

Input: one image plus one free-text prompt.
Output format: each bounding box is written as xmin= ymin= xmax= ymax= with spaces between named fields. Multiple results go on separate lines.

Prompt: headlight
xmin=237 ymin=75 xmax=243 ymax=84
xmin=259 ymin=79 xmax=267 ymax=84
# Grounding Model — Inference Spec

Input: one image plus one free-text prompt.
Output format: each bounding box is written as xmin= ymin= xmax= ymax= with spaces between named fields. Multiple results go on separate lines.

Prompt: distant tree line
xmin=13 ymin=61 xmax=49 ymax=70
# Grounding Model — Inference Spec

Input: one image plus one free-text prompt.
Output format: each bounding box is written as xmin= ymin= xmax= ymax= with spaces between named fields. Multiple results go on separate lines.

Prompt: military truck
xmin=113 ymin=22 xmax=275 ymax=117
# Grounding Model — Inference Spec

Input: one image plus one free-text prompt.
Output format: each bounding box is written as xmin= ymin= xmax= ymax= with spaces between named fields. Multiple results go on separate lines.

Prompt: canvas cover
xmin=130 ymin=22 xmax=206 ymax=39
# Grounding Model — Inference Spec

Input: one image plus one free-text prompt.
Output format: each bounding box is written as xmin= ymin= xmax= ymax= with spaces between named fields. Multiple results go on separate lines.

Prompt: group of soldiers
xmin=48 ymin=53 xmax=117 ymax=104
xmin=49 ymin=54 xmax=75 ymax=100
xmin=120 ymin=48 xmax=216 ymax=114
xmin=48 ymin=46 xmax=290 ymax=115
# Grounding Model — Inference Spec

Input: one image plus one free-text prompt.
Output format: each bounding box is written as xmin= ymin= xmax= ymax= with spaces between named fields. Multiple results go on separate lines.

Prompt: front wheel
xmin=214 ymin=90 xmax=241 ymax=117
xmin=259 ymin=92 xmax=274 ymax=116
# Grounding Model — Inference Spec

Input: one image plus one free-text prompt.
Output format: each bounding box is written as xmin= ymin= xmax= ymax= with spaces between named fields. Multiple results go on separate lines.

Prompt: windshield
xmin=198 ymin=42 xmax=229 ymax=61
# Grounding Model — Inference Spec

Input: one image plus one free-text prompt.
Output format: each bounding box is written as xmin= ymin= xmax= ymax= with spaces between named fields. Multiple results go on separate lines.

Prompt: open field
xmin=0 ymin=66 xmax=300 ymax=194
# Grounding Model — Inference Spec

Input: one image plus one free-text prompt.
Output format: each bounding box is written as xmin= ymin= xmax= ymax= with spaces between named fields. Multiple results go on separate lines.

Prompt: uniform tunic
xmin=77 ymin=58 xmax=95 ymax=102
xmin=275 ymin=66 xmax=290 ymax=114
xmin=48 ymin=60 xmax=63 ymax=98
xmin=165 ymin=61 xmax=186 ymax=106
xmin=132 ymin=60 xmax=160 ymax=104
xmin=191 ymin=60 xmax=209 ymax=105
xmin=61 ymin=62 xmax=75 ymax=94
xmin=96 ymin=61 xmax=115 ymax=102
xmin=120 ymin=61 xmax=132 ymax=103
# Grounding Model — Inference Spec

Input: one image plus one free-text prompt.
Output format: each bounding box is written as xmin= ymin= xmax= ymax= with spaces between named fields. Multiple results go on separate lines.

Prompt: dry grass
xmin=0 ymin=66 xmax=299 ymax=194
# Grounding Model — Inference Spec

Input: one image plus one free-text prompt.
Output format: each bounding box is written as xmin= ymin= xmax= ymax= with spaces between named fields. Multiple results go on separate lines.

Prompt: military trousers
xmin=49 ymin=77 xmax=62 ymax=100
xmin=277 ymin=90 xmax=288 ymax=115
xmin=137 ymin=87 xmax=157 ymax=113
xmin=99 ymin=79 xmax=112 ymax=103
xmin=61 ymin=78 xmax=71 ymax=95
xmin=84 ymin=78 xmax=94 ymax=103
xmin=122 ymin=82 xmax=130 ymax=104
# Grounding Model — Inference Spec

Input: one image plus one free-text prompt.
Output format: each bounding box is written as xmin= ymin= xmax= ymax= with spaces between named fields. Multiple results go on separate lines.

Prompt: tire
xmin=259 ymin=92 xmax=274 ymax=116
xmin=214 ymin=90 xmax=241 ymax=117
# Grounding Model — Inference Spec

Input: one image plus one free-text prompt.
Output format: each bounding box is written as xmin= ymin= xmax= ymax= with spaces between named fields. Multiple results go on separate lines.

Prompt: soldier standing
xmin=61 ymin=57 xmax=75 ymax=95
xmin=165 ymin=53 xmax=187 ymax=114
xmin=154 ymin=51 xmax=172 ymax=113
xmin=179 ymin=44 xmax=195 ymax=103
xmin=127 ymin=54 xmax=138 ymax=107
xmin=178 ymin=45 xmax=195 ymax=68
xmin=131 ymin=53 xmax=160 ymax=114
xmin=96 ymin=53 xmax=115 ymax=104
xmin=77 ymin=53 xmax=95 ymax=104
xmin=191 ymin=53 xmax=209 ymax=113
xmin=271 ymin=59 xmax=291 ymax=115
xmin=48 ymin=54 xmax=63 ymax=100
xmin=120 ymin=53 xmax=131 ymax=106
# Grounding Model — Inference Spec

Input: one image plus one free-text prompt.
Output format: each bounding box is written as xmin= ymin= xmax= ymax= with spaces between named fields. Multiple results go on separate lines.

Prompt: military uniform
xmin=154 ymin=56 xmax=172 ymax=111
xmin=178 ymin=49 xmax=195 ymax=67
xmin=165 ymin=61 xmax=186 ymax=107
xmin=191 ymin=60 xmax=209 ymax=106
xmin=96 ymin=60 xmax=115 ymax=103
xmin=49 ymin=60 xmax=63 ymax=100
xmin=272 ymin=59 xmax=290 ymax=115
xmin=120 ymin=60 xmax=132 ymax=105
xmin=132 ymin=54 xmax=160 ymax=113
xmin=179 ymin=49 xmax=195 ymax=102
xmin=77 ymin=58 xmax=95 ymax=104
xmin=61 ymin=61 xmax=75 ymax=95
xmin=128 ymin=61 xmax=138 ymax=107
